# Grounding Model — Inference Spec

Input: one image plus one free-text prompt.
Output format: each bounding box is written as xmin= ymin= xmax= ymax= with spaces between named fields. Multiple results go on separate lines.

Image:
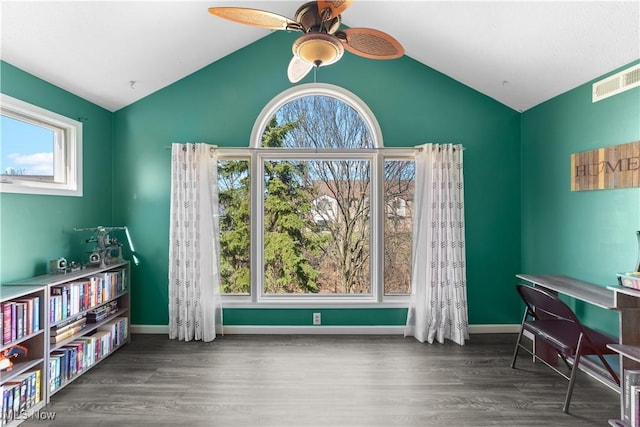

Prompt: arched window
xmin=218 ymin=84 xmax=414 ymax=304
xmin=250 ymin=83 xmax=382 ymax=149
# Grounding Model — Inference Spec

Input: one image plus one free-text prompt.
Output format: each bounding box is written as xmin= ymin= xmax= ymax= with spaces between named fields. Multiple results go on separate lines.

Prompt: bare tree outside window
xmin=384 ymin=160 xmax=414 ymax=294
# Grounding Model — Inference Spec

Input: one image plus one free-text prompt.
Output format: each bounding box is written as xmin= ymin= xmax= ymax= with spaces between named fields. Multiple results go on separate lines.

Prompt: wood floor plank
xmin=19 ymin=334 xmax=619 ymax=427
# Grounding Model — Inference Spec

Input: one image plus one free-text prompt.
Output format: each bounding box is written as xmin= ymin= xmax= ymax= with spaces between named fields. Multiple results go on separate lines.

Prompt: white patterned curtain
xmin=404 ymin=143 xmax=468 ymax=345
xmin=169 ymin=143 xmax=223 ymax=342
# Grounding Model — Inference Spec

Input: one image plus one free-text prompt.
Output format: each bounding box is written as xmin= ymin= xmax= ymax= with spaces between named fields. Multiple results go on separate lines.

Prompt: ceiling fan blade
xmin=337 ymin=28 xmax=404 ymax=60
xmin=287 ymin=56 xmax=314 ymax=83
xmin=208 ymin=7 xmax=301 ymax=31
xmin=317 ymin=0 xmax=353 ymax=19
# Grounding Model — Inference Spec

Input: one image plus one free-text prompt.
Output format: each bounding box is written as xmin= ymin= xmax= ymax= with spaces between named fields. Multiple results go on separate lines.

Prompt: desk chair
xmin=511 ymin=284 xmax=620 ymax=413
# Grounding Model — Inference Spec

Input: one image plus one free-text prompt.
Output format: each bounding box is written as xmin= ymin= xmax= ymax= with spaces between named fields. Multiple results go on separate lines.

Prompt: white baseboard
xmin=131 ymin=324 xmax=169 ymax=334
xmin=222 ymin=326 xmax=406 ymax=335
xmin=469 ymin=324 xmax=521 ymax=334
xmin=131 ymin=324 xmax=520 ymax=335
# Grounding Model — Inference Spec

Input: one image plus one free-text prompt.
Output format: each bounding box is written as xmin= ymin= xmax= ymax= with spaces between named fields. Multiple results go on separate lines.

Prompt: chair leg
xmin=594 ymin=351 xmax=621 ymax=385
xmin=511 ymin=330 xmax=524 ymax=368
xmin=511 ymin=311 xmax=528 ymax=369
xmin=563 ymin=334 xmax=584 ymax=414
xmin=559 ymin=354 xmax=571 ymax=370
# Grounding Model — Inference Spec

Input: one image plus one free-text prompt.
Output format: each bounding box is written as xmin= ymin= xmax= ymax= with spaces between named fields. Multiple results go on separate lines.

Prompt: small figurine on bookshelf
xmin=48 ymin=258 xmax=68 ymax=274
xmin=48 ymin=258 xmax=84 ymax=274
xmin=75 ymin=226 xmax=129 ymax=268
xmin=0 ymin=345 xmax=28 ymax=371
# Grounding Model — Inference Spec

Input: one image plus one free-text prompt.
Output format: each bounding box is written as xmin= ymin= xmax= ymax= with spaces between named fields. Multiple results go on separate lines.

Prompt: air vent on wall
xmin=592 ymin=63 xmax=640 ymax=102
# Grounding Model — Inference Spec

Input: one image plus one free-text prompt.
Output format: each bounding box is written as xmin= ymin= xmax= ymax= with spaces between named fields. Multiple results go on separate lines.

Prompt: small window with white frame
xmin=1 ymin=94 xmax=82 ymax=197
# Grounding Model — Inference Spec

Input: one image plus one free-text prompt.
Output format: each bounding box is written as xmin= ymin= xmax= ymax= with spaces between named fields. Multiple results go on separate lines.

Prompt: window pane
xmin=263 ymin=159 xmax=371 ymax=294
xmin=275 ymin=95 xmax=374 ymax=149
xmin=218 ymin=159 xmax=251 ymax=295
xmin=384 ymin=160 xmax=414 ymax=295
xmin=1 ymin=114 xmax=56 ymax=181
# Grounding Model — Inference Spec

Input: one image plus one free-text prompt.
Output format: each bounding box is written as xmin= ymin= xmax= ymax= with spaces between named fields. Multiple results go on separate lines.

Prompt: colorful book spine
xmin=32 ymin=296 xmax=40 ymax=333
xmin=2 ymin=384 xmax=11 ymax=423
xmin=2 ymin=302 xmax=13 ymax=345
xmin=3 ymin=369 xmax=40 ymax=418
xmin=34 ymin=369 xmax=41 ymax=404
xmin=3 ymin=384 xmax=13 ymax=423
xmin=14 ymin=298 xmax=35 ymax=337
xmin=15 ymin=302 xmax=25 ymax=340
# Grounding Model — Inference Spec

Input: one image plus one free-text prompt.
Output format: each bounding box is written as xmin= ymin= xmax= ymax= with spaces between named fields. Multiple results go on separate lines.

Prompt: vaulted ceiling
xmin=1 ymin=1 xmax=638 ymax=113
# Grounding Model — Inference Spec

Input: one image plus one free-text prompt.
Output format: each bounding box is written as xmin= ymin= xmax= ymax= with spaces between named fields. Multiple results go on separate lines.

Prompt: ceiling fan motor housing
xmin=295 ymin=1 xmax=341 ymax=34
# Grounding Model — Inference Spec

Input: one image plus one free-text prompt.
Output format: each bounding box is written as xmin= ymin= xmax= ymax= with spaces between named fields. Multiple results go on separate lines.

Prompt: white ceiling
xmin=1 ymin=1 xmax=638 ymax=113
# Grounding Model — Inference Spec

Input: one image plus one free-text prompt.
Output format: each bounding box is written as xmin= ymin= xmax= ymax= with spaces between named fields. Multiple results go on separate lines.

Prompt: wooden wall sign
xmin=571 ymin=141 xmax=640 ymax=191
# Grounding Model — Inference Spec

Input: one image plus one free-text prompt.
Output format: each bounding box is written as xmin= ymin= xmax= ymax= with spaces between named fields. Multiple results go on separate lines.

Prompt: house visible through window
xmin=217 ymin=84 xmax=414 ymax=303
xmin=0 ymin=94 xmax=82 ymax=196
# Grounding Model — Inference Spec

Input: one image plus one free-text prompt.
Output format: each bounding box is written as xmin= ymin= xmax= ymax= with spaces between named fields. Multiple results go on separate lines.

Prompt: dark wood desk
xmin=516 ymin=274 xmax=640 ymax=393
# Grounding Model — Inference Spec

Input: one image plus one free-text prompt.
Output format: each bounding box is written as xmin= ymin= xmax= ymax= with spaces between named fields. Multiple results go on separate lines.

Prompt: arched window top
xmin=251 ymin=83 xmax=383 ymax=149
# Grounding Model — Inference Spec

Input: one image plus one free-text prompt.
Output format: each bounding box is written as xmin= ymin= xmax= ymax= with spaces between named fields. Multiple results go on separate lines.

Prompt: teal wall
xmin=112 ymin=31 xmax=522 ymax=327
xmin=0 ymin=61 xmax=115 ymax=282
xmin=521 ymin=61 xmax=640 ymax=335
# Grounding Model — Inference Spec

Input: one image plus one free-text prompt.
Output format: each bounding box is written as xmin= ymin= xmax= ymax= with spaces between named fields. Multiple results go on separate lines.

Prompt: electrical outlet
xmin=313 ymin=312 xmax=321 ymax=325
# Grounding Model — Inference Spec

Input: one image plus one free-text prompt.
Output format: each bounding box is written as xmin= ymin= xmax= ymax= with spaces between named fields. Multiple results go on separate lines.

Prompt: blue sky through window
xmin=1 ymin=114 xmax=54 ymax=176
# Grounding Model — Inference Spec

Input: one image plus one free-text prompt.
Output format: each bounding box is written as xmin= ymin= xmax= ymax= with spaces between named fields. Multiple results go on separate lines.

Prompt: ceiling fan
xmin=208 ymin=1 xmax=404 ymax=83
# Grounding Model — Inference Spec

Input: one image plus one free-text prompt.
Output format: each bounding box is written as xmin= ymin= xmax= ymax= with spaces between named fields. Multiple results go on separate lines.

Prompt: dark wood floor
xmin=21 ymin=333 xmax=620 ymax=427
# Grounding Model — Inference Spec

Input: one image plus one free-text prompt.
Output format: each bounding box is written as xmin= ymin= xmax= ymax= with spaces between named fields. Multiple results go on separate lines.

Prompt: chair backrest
xmin=516 ymin=284 xmax=579 ymax=323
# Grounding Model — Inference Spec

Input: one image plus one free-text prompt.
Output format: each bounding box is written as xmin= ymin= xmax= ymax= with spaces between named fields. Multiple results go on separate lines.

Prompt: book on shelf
xmin=2 ymin=302 xmax=13 ymax=345
xmin=14 ymin=299 xmax=32 ymax=336
xmin=49 ymin=353 xmax=62 ymax=392
xmin=2 ymin=384 xmax=13 ymax=423
xmin=22 ymin=296 xmax=40 ymax=333
xmin=1 ymin=296 xmax=41 ymax=345
xmin=48 ymin=270 xmax=126 ymax=325
xmin=61 ymin=341 xmax=82 ymax=375
xmin=50 ymin=316 xmax=86 ymax=336
xmin=50 ymin=316 xmax=87 ymax=345
xmin=625 ymin=369 xmax=640 ymax=424
xmin=2 ymin=369 xmax=41 ymax=418
xmin=98 ymin=317 xmax=128 ymax=348
xmin=16 ymin=302 xmax=25 ymax=340
xmin=50 ymin=323 xmax=86 ymax=344
xmin=34 ymin=369 xmax=41 ymax=405
xmin=86 ymin=301 xmax=118 ymax=323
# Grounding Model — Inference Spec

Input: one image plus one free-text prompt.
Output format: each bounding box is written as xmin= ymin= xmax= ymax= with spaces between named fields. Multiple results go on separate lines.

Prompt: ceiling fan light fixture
xmin=293 ymin=33 xmax=344 ymax=67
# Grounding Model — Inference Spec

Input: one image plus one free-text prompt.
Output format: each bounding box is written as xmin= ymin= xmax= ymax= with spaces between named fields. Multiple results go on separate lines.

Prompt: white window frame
xmin=255 ymin=150 xmax=380 ymax=304
xmin=1 ymin=94 xmax=82 ymax=197
xmin=220 ymin=83 xmax=414 ymax=307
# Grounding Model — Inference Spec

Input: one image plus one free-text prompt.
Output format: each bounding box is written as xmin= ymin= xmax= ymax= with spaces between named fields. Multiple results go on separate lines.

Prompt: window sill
xmin=220 ymin=296 xmax=410 ymax=309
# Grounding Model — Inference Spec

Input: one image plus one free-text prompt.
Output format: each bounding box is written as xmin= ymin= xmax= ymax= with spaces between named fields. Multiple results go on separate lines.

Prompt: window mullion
xmin=251 ymin=151 xmax=261 ymax=303
xmin=374 ymin=153 xmax=384 ymax=303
